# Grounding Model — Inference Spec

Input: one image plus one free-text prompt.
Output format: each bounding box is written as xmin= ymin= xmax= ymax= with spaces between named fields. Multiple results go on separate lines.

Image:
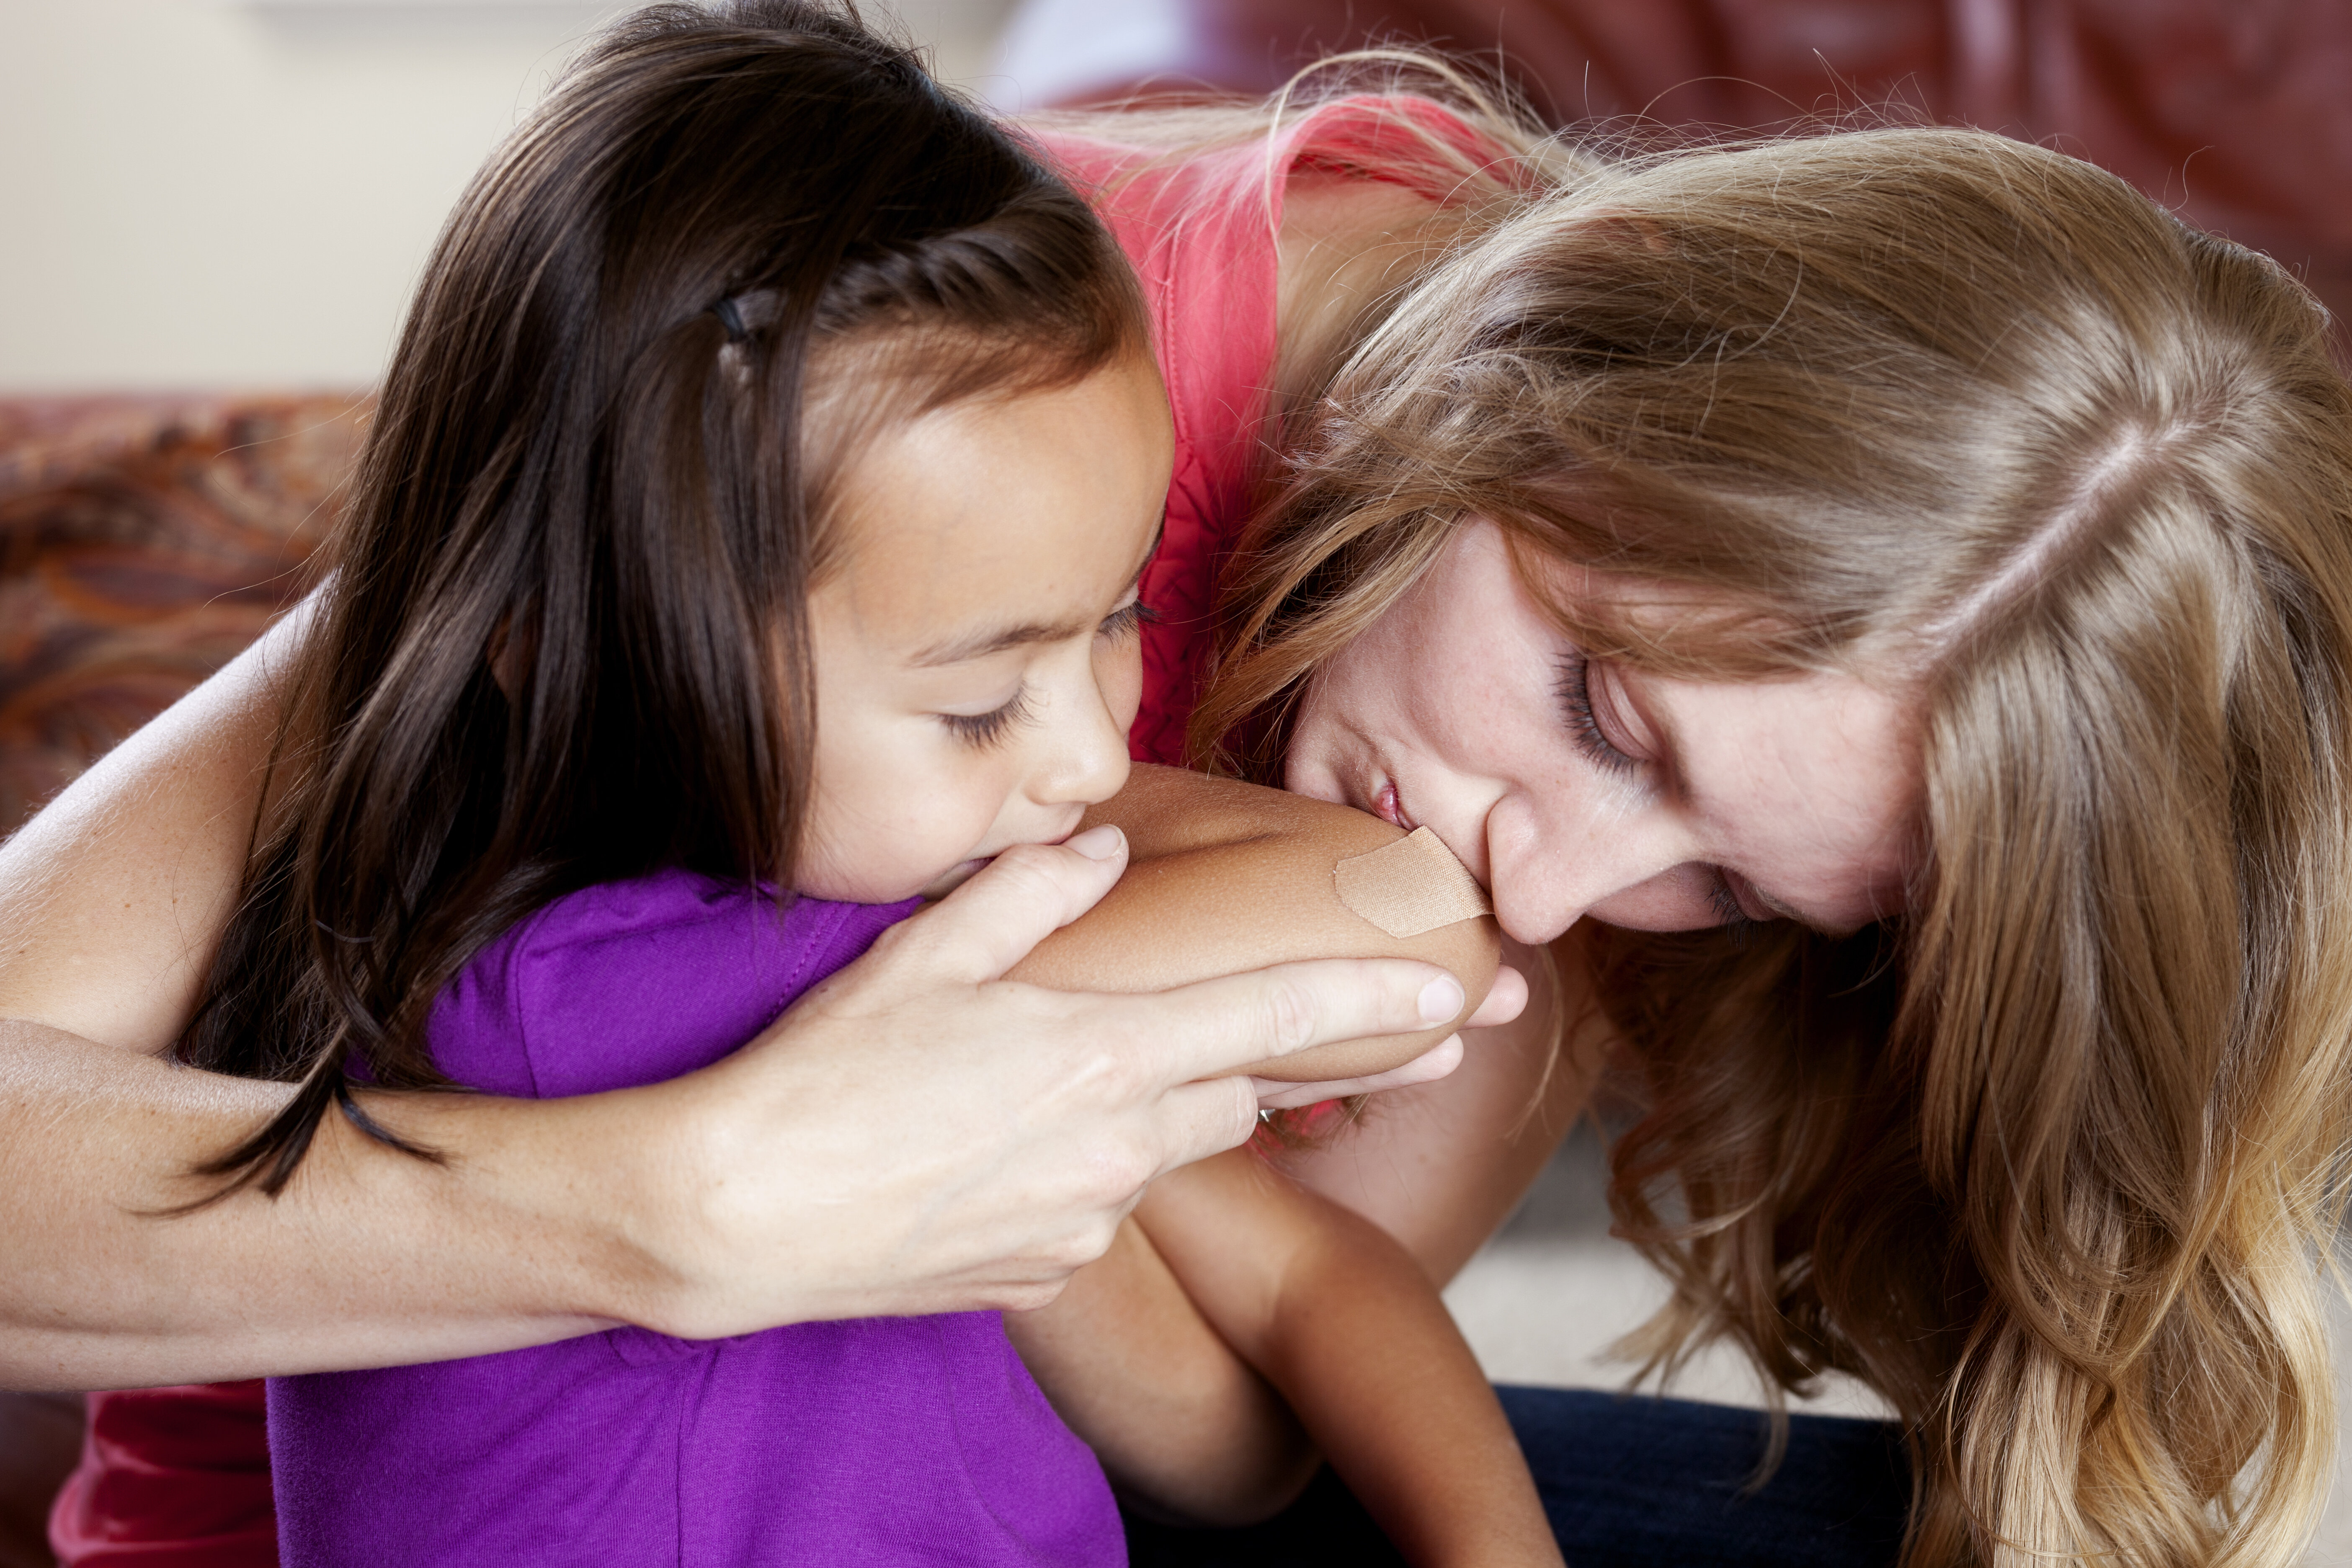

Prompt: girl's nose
xmin=1037 ymin=669 xmax=1132 ymax=808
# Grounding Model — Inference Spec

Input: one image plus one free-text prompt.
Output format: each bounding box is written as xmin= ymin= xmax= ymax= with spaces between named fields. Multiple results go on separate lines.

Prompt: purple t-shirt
xmin=267 ymin=869 xmax=1126 ymax=1568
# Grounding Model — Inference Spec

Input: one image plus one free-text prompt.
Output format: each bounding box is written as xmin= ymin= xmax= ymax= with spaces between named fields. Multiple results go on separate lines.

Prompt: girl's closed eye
xmin=1099 ymin=596 xmax=1159 ymax=642
xmin=934 ymin=594 xmax=1155 ymax=750
xmin=942 ymin=685 xmax=1036 ymax=749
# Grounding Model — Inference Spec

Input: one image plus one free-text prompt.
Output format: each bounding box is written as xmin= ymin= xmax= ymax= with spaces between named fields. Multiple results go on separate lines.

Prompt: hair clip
xmin=708 ymin=296 xmax=750 ymax=344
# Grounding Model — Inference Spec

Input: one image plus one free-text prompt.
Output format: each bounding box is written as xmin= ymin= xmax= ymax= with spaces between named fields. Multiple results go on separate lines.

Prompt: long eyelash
xmin=1555 ymin=653 xmax=1639 ymax=775
xmin=1100 ymin=599 xmax=1160 ymax=641
xmin=942 ymin=686 xmax=1035 ymax=749
xmin=944 ymin=601 xmax=1150 ymax=751
xmin=1709 ymin=877 xmax=1756 ymax=937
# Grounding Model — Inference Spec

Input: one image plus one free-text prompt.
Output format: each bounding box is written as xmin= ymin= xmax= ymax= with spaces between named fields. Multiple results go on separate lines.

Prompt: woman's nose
xmin=1484 ymin=808 xmax=1583 ymax=946
xmin=1484 ymin=801 xmax=1691 ymax=945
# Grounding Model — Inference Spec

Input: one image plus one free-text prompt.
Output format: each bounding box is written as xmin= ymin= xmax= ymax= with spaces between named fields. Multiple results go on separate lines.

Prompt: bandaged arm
xmin=1002 ymin=766 xmax=1547 ymax=1558
xmin=1011 ymin=764 xmax=1502 ymax=1081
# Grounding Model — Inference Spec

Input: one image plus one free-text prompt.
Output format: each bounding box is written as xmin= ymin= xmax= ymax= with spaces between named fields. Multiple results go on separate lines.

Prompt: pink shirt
xmin=1032 ymin=96 xmax=1514 ymax=766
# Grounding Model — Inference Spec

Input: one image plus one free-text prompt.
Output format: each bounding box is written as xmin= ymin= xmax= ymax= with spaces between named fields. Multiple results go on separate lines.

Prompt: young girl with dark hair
xmin=161 ymin=3 xmax=1545 ymax=1564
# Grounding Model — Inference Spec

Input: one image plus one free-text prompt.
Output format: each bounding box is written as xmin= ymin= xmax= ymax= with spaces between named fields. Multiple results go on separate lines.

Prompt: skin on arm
xmin=1005 ymin=1202 xmax=1315 ymax=1525
xmin=1021 ymin=764 xmax=1506 ymax=1081
xmin=0 ymin=621 xmax=1473 ymax=1390
xmin=1136 ymin=1152 xmax=1562 ymax=1567
xmin=1006 ymin=924 xmax=1606 ymax=1524
xmin=1279 ymin=929 xmax=1611 ymax=1281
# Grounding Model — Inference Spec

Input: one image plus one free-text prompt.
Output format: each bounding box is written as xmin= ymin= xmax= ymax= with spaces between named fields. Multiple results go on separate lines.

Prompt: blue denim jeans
xmin=1122 ymin=1386 xmax=1909 ymax=1567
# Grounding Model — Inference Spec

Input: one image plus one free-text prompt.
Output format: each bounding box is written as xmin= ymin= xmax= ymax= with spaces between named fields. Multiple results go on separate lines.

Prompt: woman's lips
xmin=1371 ymin=779 xmax=1414 ymax=829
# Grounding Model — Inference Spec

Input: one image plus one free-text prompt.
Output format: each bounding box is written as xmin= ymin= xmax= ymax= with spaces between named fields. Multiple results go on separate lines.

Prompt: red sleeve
xmin=1029 ymin=99 xmax=1520 ymax=766
xmin=49 ymin=1384 xmax=276 ymax=1568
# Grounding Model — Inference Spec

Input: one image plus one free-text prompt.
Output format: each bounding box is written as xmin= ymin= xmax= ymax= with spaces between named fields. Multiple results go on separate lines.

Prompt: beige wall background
xmin=0 ymin=0 xmax=1016 ymax=393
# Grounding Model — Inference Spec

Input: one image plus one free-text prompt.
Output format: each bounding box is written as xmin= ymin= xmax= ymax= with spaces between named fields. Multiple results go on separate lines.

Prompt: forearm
xmin=1004 ymin=1218 xmax=1319 ymax=1527
xmin=1248 ymin=1220 xmax=1559 ymax=1567
xmin=0 ymin=1019 xmax=647 ymax=1390
xmin=1122 ymin=1153 xmax=1560 ymax=1566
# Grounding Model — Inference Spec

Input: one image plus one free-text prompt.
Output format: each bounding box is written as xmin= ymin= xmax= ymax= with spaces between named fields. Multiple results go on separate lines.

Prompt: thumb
xmin=894 ymin=827 xmax=1130 ymax=983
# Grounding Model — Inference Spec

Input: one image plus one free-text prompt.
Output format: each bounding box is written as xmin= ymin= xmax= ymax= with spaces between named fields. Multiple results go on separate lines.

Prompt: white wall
xmin=0 ymin=0 xmax=1015 ymax=393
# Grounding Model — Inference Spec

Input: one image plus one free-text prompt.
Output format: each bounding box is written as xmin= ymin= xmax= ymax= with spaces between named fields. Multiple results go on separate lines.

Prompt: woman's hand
xmin=1251 ymin=965 xmax=1527 ymax=1109
xmin=606 ymin=826 xmax=1477 ymax=1336
xmin=0 ymin=610 xmax=1471 ymax=1387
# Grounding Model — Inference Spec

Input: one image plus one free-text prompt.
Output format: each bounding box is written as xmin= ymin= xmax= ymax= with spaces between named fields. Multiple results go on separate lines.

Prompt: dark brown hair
xmin=182 ymin=0 xmax=1145 ymax=1195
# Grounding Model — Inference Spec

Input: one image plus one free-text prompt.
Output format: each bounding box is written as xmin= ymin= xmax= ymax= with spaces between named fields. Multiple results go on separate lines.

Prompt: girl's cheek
xmin=1096 ymin=638 xmax=1145 ymax=731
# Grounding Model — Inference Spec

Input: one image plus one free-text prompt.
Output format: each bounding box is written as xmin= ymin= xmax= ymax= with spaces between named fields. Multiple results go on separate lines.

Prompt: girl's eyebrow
xmin=912 ymin=619 xmax=1088 ymax=667
xmin=910 ymin=519 xmax=1166 ymax=668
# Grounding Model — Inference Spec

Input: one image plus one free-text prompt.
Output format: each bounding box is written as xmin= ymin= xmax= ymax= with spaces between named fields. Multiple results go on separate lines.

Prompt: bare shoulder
xmin=1279 ymin=173 xmax=1444 ymax=265
xmin=1274 ymin=174 xmax=1449 ymax=412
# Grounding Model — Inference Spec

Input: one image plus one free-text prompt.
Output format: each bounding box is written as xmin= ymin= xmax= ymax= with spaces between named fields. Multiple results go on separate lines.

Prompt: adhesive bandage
xmin=1333 ymin=827 xmax=1492 ymax=939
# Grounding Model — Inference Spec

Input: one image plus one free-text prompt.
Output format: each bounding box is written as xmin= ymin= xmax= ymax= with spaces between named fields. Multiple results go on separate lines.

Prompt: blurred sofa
xmin=0 ymin=397 xmax=359 ymax=1568
xmin=996 ymin=0 xmax=2352 ymax=362
xmin=0 ymin=395 xmax=363 ymax=836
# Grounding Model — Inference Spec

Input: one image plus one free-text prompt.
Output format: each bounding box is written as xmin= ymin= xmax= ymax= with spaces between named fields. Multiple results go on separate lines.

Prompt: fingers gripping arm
xmin=0 ymin=640 xmax=1473 ymax=1382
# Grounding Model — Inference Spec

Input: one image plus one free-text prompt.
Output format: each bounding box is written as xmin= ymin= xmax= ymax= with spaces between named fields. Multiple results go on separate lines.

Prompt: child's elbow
xmin=1016 ymin=769 xmax=1506 ymax=1083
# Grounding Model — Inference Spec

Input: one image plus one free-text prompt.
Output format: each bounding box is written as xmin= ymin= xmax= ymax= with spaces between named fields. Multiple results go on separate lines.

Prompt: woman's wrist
xmin=0 ymin=1023 xmax=624 ymax=1387
xmin=351 ymin=1079 xmax=742 ymax=1342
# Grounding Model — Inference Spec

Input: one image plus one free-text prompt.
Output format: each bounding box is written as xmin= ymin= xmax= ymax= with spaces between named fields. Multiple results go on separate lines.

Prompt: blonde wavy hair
xmin=1137 ymin=71 xmax=2352 ymax=1568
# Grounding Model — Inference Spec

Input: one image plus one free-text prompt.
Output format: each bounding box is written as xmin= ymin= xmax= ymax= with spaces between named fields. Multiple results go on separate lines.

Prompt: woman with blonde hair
xmin=1213 ymin=120 xmax=2352 ymax=1568
xmin=987 ymin=82 xmax=2352 ymax=1566
xmin=5 ymin=14 xmax=2350 ymax=1567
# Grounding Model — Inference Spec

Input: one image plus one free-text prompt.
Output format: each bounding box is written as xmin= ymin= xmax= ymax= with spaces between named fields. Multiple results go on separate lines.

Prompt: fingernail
xmin=1067 ymin=825 xmax=1125 ymax=861
xmin=1416 ymin=975 xmax=1465 ymax=1026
